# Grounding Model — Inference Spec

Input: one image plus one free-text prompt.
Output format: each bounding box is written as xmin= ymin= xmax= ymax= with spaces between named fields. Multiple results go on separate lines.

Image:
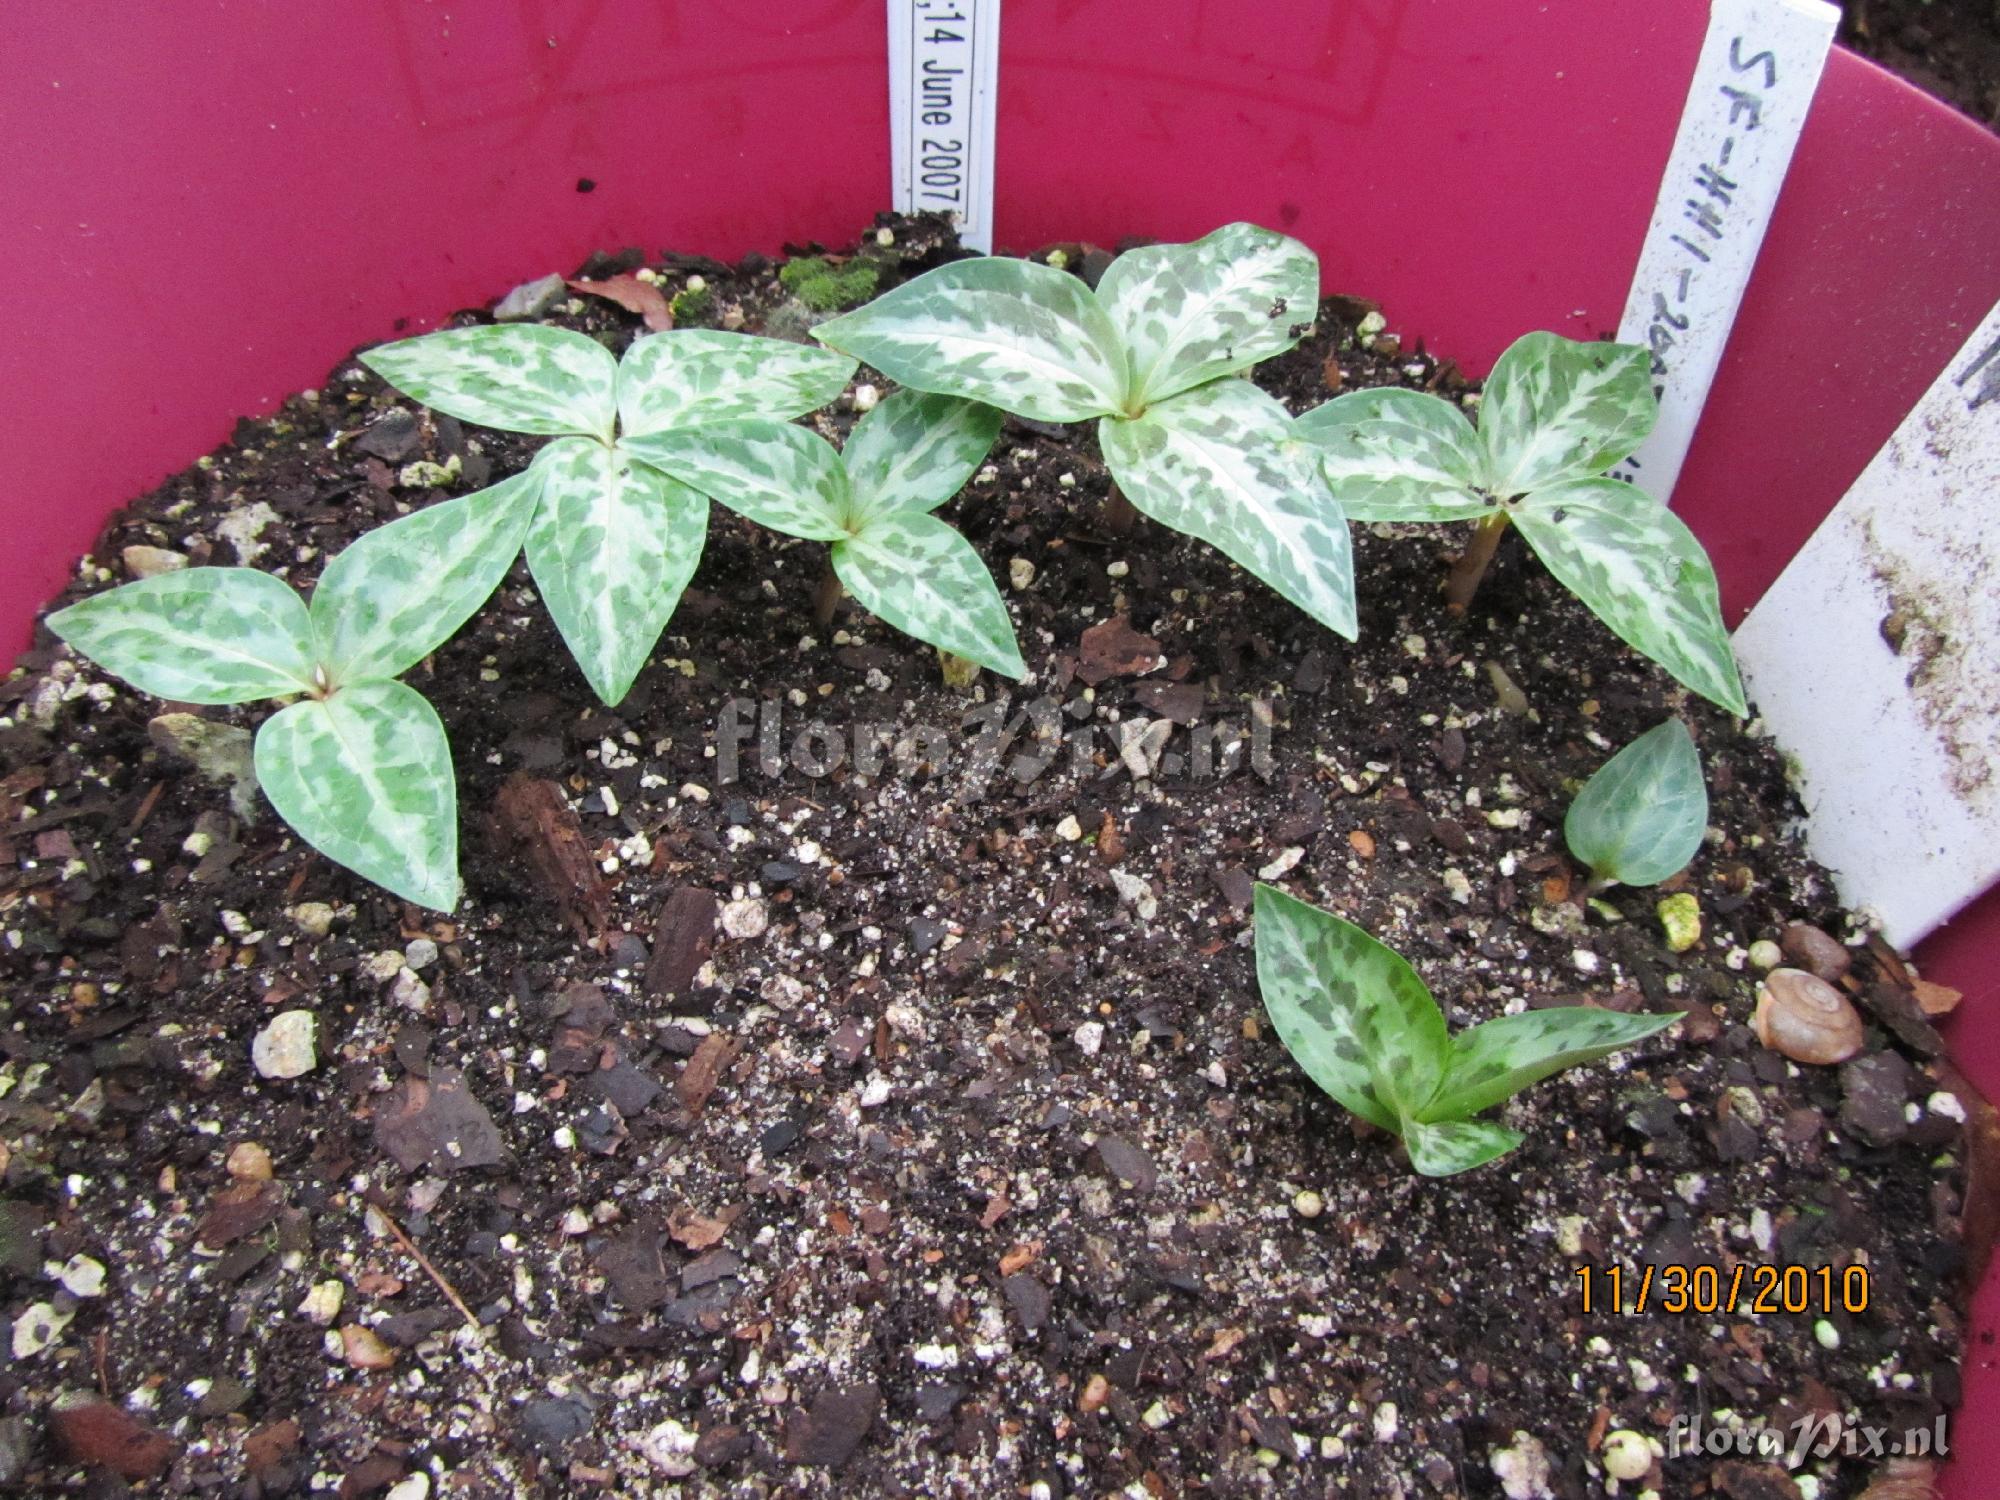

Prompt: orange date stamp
xmin=1575 ymin=1262 xmax=1870 ymax=1316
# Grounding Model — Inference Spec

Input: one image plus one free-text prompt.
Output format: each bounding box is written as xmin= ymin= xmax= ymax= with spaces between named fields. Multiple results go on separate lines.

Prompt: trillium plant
xmin=1564 ymin=717 xmax=1710 ymax=891
xmin=1253 ymin=883 xmax=1680 ymax=1175
xmin=812 ymin=223 xmax=1358 ymax=641
xmin=48 ymin=474 xmax=541 ymax=908
xmin=628 ymin=388 xmax=1024 ymax=678
xmin=1292 ymin=331 xmax=1747 ymax=715
xmin=361 ymin=325 xmax=857 ymax=704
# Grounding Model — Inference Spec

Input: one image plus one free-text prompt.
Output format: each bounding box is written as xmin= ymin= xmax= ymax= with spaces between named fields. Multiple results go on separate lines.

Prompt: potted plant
xmin=3 ymin=7 xmax=1997 ymax=1498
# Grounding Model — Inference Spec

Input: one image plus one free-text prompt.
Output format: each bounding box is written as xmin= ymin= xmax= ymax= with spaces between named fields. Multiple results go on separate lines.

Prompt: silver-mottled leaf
xmin=813 ymin=257 xmax=1129 ymax=423
xmin=1402 ymin=1119 xmax=1524 ymax=1178
xmin=833 ymin=513 xmax=1026 ymax=680
xmin=1565 ymin=719 xmax=1709 ymax=888
xmin=1292 ymin=388 xmax=1495 ymax=522
xmin=1511 ymin=478 xmax=1746 ymax=714
xmin=1100 ymin=380 xmax=1356 ymax=639
xmin=616 ymin=330 xmax=857 ymax=438
xmin=48 ymin=568 xmax=317 ymax=705
xmin=254 ymin=679 xmax=459 ymax=910
xmin=1096 ymin=222 xmax=1319 ymax=406
xmin=623 ymin=421 xmax=851 ymax=541
xmin=524 ymin=437 xmax=709 ymax=706
xmin=1252 ymin=883 xmax=1448 ymax=1128
xmin=313 ymin=468 xmax=540 ymax=684
xmin=842 ymin=390 xmax=1002 ymax=524
xmin=1479 ymin=332 xmax=1655 ymax=494
xmin=1424 ymin=1007 xmax=1680 ymax=1122
xmin=361 ymin=325 xmax=618 ymax=440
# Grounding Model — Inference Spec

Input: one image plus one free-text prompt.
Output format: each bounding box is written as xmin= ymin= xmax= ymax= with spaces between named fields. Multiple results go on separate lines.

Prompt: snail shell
xmin=1752 ymin=967 xmax=1864 ymax=1065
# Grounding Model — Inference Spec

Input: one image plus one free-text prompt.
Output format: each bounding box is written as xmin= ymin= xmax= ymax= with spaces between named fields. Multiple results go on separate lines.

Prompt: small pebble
xmin=1292 ymin=1190 xmax=1324 ymax=1219
xmin=288 ymin=902 xmax=336 ymax=938
xmin=1258 ymin=847 xmax=1304 ymax=881
xmin=1009 ymin=558 xmax=1036 ymax=591
xmin=226 ymin=1142 xmax=274 ymax=1181
xmin=251 ymin=1011 xmax=317 ymax=1080
xmin=403 ymin=937 xmax=439 ymax=971
xmin=299 ymin=1281 xmax=344 ymax=1326
xmin=57 ymin=1255 xmax=106 ymax=1299
xmin=1656 ymin=893 xmax=1701 ymax=952
xmin=720 ymin=898 xmax=769 ymax=940
xmin=1074 ymin=1021 xmax=1105 ymax=1057
xmin=1600 ymin=1429 xmax=1650 ymax=1481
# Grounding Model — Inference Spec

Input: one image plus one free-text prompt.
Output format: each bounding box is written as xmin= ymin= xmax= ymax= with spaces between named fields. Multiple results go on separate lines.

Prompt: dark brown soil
xmin=0 ymin=215 xmax=1976 ymax=1498
xmin=1842 ymin=0 xmax=2000 ymax=128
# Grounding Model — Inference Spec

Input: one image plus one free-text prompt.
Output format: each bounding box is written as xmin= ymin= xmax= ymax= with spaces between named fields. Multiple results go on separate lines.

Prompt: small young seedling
xmin=48 ymin=475 xmax=540 ymax=909
xmin=1564 ymin=718 xmax=1709 ymax=892
xmin=362 ymin=325 xmax=856 ymax=705
xmin=624 ymin=389 xmax=1024 ymax=678
xmin=1253 ymin=883 xmax=1679 ymax=1175
xmin=1292 ymin=331 xmax=1746 ymax=715
xmin=811 ymin=224 xmax=1357 ymax=641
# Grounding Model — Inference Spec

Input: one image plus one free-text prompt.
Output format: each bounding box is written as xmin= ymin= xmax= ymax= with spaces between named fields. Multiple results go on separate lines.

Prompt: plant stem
xmin=1444 ymin=511 xmax=1510 ymax=614
xmin=813 ymin=560 xmax=843 ymax=628
xmin=1102 ymin=483 xmax=1138 ymax=535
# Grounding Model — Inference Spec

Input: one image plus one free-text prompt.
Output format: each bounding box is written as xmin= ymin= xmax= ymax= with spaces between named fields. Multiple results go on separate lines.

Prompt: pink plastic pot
xmin=6 ymin=1 xmax=1998 ymax=1484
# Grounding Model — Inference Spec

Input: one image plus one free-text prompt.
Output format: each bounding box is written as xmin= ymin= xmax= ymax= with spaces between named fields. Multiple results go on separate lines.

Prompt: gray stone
xmin=149 ymin=713 xmax=260 ymax=822
xmin=494 ymin=273 xmax=567 ymax=321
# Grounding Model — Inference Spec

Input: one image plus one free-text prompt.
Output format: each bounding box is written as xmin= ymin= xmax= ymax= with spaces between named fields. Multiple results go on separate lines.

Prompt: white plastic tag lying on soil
xmin=1610 ymin=0 xmax=1837 ymax=503
xmin=1734 ymin=297 xmax=2000 ymax=949
xmin=889 ymin=0 xmax=1001 ymax=251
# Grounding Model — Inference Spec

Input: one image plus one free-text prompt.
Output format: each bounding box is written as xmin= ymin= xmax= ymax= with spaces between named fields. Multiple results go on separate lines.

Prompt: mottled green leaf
xmin=361 ymin=325 xmax=618 ymax=440
xmin=1100 ymin=380 xmax=1356 ymax=640
xmin=1097 ymin=223 xmax=1319 ymax=406
xmin=1479 ymin=332 xmax=1655 ymax=494
xmin=841 ymin=390 xmax=1002 ymax=525
xmin=1293 ymin=388 xmax=1495 ymax=522
xmin=623 ymin=421 xmax=851 ymax=541
xmin=1511 ymin=478 xmax=1746 ymax=714
xmin=616 ymin=330 xmax=856 ymax=438
xmin=49 ymin=568 xmax=317 ymax=705
xmin=1564 ymin=719 xmax=1709 ymax=888
xmin=1252 ymin=883 xmax=1448 ymax=1128
xmin=1424 ymin=1007 xmax=1680 ymax=1122
xmin=313 ymin=468 xmax=539 ymax=684
xmin=813 ymin=257 xmax=1129 ymax=423
xmin=254 ymin=679 xmax=459 ymax=910
xmin=833 ymin=513 xmax=1025 ymax=680
xmin=525 ymin=437 xmax=708 ymax=706
xmin=1402 ymin=1119 xmax=1524 ymax=1177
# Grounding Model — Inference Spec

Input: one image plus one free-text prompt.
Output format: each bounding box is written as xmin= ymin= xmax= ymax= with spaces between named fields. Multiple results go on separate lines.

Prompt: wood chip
xmin=676 ymin=1032 xmax=740 ymax=1117
xmin=489 ymin=774 xmax=611 ymax=945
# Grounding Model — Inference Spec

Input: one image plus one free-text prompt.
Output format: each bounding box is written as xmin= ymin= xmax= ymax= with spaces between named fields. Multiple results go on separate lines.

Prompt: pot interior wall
xmin=6 ymin=1 xmax=2000 ymax=1485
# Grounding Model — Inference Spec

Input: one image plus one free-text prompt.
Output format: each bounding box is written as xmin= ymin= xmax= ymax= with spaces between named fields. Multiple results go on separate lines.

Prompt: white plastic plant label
xmin=888 ymin=0 xmax=1001 ymax=252
xmin=1608 ymin=0 xmax=1838 ymax=502
xmin=1733 ymin=299 xmax=2000 ymax=949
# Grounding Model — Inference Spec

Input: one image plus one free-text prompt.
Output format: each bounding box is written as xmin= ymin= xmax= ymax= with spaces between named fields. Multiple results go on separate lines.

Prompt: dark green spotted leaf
xmin=313 ymin=468 xmax=540 ymax=685
xmin=1423 ymin=1007 xmax=1681 ymax=1122
xmin=1564 ymin=718 xmax=1709 ymax=888
xmin=254 ymin=679 xmax=459 ymax=911
xmin=1252 ymin=883 xmax=1448 ymax=1129
xmin=49 ymin=568 xmax=318 ymax=705
xmin=1511 ymin=478 xmax=1746 ymax=714
xmin=1402 ymin=1119 xmax=1524 ymax=1178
